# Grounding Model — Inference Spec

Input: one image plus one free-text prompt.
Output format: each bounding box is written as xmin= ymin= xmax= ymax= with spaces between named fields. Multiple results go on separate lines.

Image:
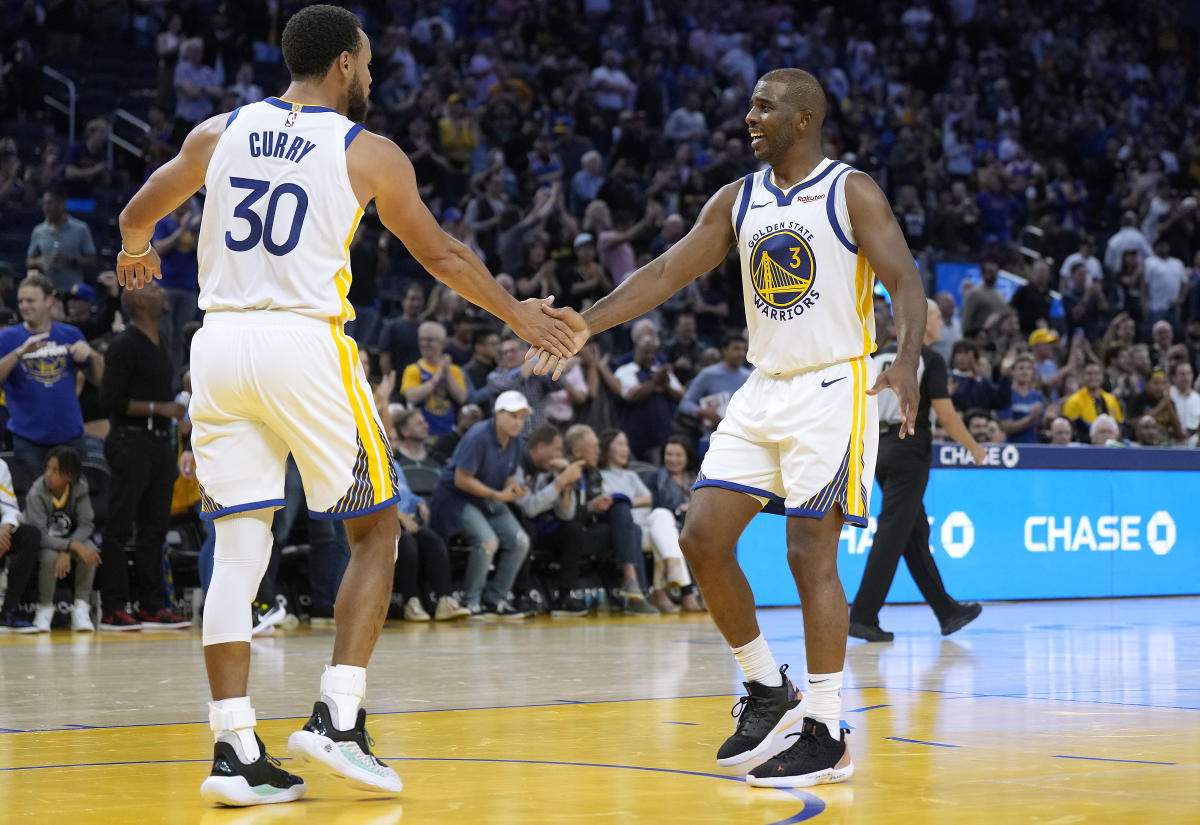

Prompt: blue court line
xmin=885 ymin=737 xmax=959 ymax=748
xmin=846 ymin=705 xmax=889 ymax=712
xmin=0 ymin=755 xmax=826 ymax=824
xmin=1053 ymin=755 xmax=1177 ymax=766
xmin=849 ymin=685 xmax=1200 ymax=712
xmin=0 ymin=692 xmax=743 ymax=735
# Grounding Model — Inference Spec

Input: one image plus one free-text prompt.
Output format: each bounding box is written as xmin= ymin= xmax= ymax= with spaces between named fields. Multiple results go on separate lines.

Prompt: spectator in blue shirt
xmin=678 ymin=331 xmax=751 ymax=443
xmin=998 ymin=354 xmax=1046 ymax=443
xmin=948 ymin=339 xmax=1000 ymax=413
xmin=429 ymin=391 xmax=533 ymax=618
xmin=0 ymin=273 xmax=102 ymax=481
xmin=25 ymin=189 xmax=97 ymax=291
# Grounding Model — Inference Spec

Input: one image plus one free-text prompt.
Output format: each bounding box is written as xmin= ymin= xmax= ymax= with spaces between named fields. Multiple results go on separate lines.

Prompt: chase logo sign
xmin=748 ymin=228 xmax=820 ymax=320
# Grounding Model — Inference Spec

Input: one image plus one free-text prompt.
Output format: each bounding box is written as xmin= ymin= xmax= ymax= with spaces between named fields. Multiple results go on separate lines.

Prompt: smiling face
xmin=606 ymin=431 xmax=631 ymax=468
xmin=663 ymin=442 xmax=688 ymax=474
xmin=745 ymin=80 xmax=805 ymax=165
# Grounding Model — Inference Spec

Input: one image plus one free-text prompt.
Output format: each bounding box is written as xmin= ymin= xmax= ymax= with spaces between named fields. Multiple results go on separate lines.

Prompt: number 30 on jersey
xmin=224 ymin=176 xmax=309 ymax=256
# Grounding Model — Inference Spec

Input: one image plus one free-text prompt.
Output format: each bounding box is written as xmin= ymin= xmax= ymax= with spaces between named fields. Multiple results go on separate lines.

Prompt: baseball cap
xmin=68 ymin=282 xmax=96 ymax=302
xmin=1028 ymin=329 xmax=1060 ymax=347
xmin=494 ymin=390 xmax=532 ymax=414
xmin=552 ymin=115 xmax=574 ymax=133
xmin=573 ymin=232 xmax=595 ymax=248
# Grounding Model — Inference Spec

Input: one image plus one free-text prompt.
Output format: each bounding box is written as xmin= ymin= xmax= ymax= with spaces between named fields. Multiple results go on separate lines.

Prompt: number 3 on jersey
xmin=224 ymin=177 xmax=309 ymax=256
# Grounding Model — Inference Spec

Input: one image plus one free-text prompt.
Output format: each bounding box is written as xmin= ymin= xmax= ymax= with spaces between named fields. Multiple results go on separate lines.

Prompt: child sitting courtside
xmin=28 ymin=446 xmax=101 ymax=632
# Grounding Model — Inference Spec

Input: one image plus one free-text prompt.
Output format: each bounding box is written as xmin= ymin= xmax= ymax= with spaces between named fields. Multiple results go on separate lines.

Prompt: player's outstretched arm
xmin=528 ymin=181 xmax=740 ymax=377
xmin=117 ymin=114 xmax=226 ymax=289
xmin=354 ymin=132 xmax=576 ymax=359
xmin=847 ymin=171 xmax=925 ymax=437
xmin=582 ymin=181 xmax=739 ymax=335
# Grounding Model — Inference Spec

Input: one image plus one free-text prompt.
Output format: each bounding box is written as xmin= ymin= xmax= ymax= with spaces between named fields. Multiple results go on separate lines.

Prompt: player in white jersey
xmin=115 ymin=5 xmax=577 ymax=807
xmin=532 ymin=69 xmax=926 ymax=787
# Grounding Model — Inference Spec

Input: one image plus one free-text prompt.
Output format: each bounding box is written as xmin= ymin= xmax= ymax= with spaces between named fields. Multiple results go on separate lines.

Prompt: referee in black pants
xmin=98 ymin=282 xmax=190 ymax=629
xmin=849 ymin=298 xmax=987 ymax=642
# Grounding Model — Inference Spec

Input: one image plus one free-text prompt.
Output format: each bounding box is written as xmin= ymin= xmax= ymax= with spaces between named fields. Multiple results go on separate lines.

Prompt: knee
xmin=786 ymin=542 xmax=838 ymax=582
xmin=678 ymin=526 xmax=715 ymax=567
xmin=511 ymin=529 xmax=530 ymax=557
xmin=648 ymin=508 xmax=674 ymax=530
xmin=481 ymin=537 xmax=499 ymax=557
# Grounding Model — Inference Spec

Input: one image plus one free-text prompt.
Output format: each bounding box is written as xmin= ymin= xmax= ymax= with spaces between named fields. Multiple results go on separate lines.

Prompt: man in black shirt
xmin=98 ymin=282 xmax=190 ymax=630
xmin=849 ymin=299 xmax=987 ymax=642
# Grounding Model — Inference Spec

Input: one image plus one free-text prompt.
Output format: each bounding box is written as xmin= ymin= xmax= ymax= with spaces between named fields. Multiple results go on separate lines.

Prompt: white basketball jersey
xmin=197 ymin=98 xmax=365 ymax=322
xmin=730 ymin=158 xmax=876 ymax=375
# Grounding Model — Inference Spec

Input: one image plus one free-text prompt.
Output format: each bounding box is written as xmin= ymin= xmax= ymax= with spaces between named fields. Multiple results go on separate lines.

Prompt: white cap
xmin=494 ymin=390 xmax=532 ymax=414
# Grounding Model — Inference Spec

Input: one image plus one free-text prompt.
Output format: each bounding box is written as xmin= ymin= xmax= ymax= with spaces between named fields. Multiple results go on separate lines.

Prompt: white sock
xmin=320 ymin=664 xmax=366 ymax=730
xmin=732 ymin=635 xmax=782 ymax=687
xmin=209 ymin=696 xmax=260 ymax=763
xmin=806 ymin=671 xmax=843 ymax=737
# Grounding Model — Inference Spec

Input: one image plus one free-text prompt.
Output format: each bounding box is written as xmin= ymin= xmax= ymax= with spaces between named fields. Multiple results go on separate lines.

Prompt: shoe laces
xmin=730 ymin=694 xmax=775 ymax=731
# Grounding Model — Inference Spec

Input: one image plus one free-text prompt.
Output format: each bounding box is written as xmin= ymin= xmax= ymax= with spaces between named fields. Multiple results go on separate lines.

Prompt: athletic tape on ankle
xmin=209 ymin=702 xmax=256 ymax=732
xmin=321 ymin=665 xmax=366 ymax=699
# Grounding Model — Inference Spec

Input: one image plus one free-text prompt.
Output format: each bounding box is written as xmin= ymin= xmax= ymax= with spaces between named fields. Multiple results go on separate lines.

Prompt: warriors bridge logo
xmin=749 ymin=230 xmax=820 ymax=320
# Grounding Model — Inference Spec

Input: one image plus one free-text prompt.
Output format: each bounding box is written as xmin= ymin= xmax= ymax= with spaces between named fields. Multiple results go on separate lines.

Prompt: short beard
xmin=347 ymin=76 xmax=369 ymax=123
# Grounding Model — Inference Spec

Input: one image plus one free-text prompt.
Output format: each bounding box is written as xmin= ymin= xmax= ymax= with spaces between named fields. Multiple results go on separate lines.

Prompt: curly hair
xmin=281 ymin=4 xmax=363 ymax=81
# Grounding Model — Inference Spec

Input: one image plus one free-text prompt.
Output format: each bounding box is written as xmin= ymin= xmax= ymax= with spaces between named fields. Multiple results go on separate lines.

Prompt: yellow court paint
xmin=1 ymin=598 xmax=1197 ymax=823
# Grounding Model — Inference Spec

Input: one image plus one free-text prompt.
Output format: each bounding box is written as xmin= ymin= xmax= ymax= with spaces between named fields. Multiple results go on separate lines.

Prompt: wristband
xmin=121 ymin=243 xmax=153 ymax=258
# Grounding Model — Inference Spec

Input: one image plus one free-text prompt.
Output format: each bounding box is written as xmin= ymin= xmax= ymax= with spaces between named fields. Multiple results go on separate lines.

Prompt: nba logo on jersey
xmin=285 ymin=110 xmax=298 ymax=127
xmin=750 ymin=230 xmax=819 ymax=319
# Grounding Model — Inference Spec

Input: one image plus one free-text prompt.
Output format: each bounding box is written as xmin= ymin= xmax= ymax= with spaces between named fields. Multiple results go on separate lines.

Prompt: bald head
xmin=759 ymin=69 xmax=826 ymax=128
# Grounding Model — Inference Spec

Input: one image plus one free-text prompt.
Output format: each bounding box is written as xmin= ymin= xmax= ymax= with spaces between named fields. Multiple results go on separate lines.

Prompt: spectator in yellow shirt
xmin=1062 ymin=362 xmax=1124 ymax=432
xmin=401 ymin=321 xmax=468 ymax=436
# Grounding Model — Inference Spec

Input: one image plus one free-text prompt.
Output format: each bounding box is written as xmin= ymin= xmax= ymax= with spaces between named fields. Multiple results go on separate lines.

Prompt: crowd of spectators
xmin=4 ymin=0 xmax=1200 ymax=626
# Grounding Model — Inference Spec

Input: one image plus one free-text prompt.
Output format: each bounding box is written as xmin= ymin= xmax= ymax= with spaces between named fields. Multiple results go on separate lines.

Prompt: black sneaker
xmin=848 ymin=620 xmax=894 ymax=642
xmin=747 ymin=718 xmax=854 ymax=787
xmin=550 ymin=592 xmax=589 ymax=618
xmin=99 ymin=609 xmax=142 ymax=631
xmin=199 ymin=733 xmax=306 ymax=806
xmin=251 ymin=601 xmax=287 ymax=637
xmin=287 ymin=701 xmax=403 ymax=793
xmin=716 ymin=664 xmax=807 ymax=767
xmin=484 ymin=598 xmax=527 ymax=620
xmin=940 ymin=602 xmax=982 ymax=636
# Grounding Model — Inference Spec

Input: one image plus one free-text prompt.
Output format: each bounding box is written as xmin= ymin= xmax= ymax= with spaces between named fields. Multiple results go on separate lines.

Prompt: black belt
xmin=880 ymin=421 xmax=904 ymax=436
xmin=114 ymin=424 xmax=174 ymax=438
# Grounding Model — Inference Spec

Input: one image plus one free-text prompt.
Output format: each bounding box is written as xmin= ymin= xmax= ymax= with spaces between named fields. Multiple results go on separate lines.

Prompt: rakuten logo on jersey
xmin=1024 ymin=511 xmax=1176 ymax=555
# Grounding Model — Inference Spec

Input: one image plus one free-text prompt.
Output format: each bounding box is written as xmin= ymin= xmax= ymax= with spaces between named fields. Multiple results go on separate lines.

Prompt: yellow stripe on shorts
xmin=328 ymin=207 xmax=394 ymax=507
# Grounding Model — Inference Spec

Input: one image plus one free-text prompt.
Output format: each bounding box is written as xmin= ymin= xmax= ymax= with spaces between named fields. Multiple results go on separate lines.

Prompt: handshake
xmin=510 ymin=295 xmax=592 ymax=380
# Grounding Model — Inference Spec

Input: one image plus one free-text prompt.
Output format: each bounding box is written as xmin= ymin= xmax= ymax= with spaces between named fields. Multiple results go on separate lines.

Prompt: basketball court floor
xmin=1 ymin=596 xmax=1196 ymax=824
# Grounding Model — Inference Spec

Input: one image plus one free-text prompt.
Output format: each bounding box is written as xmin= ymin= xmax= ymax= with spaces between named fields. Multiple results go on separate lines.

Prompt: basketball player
xmin=531 ymin=69 xmax=925 ymax=787
xmin=115 ymin=5 xmax=577 ymax=806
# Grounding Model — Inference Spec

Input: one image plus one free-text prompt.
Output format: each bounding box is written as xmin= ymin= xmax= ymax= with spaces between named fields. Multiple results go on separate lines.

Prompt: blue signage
xmin=739 ymin=460 xmax=1200 ymax=605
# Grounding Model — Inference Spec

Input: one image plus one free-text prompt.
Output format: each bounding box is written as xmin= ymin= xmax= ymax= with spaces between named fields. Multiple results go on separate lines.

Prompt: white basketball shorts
xmin=189 ymin=310 xmax=400 ymax=520
xmin=695 ymin=356 xmax=879 ymax=527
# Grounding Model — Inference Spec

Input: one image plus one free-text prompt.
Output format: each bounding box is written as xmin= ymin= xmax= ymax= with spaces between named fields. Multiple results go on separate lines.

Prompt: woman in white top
xmin=598 ymin=429 xmax=692 ymax=613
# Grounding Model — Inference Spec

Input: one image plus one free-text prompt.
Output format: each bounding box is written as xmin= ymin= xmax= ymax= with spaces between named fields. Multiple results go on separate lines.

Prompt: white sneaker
xmin=288 ymin=701 xmax=403 ymax=794
xmin=33 ymin=604 xmax=54 ymax=633
xmin=402 ymin=597 xmax=430 ymax=621
xmin=71 ymin=599 xmax=94 ymax=632
xmin=433 ymin=595 xmax=470 ymax=621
